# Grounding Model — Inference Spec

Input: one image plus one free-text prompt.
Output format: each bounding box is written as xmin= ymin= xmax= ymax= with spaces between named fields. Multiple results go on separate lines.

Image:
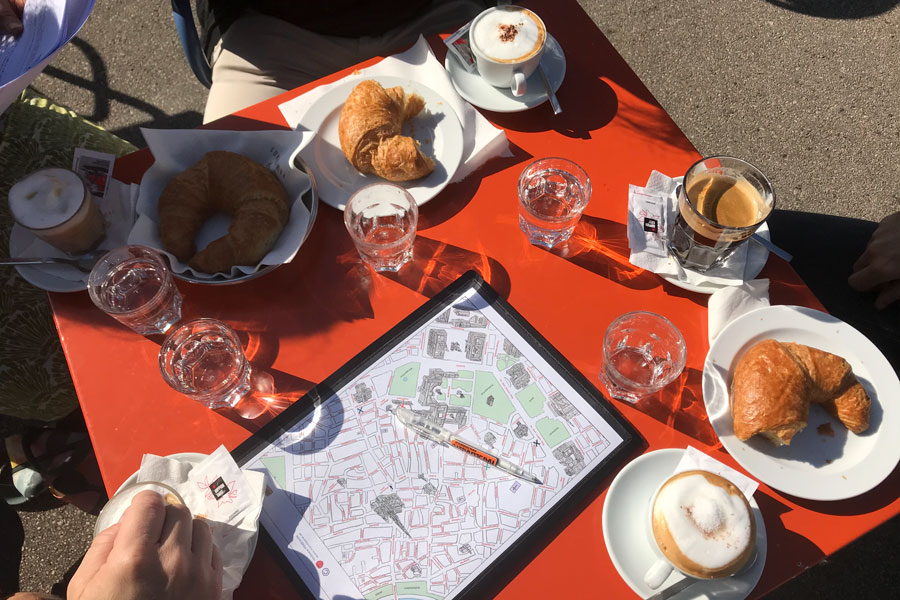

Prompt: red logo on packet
xmin=316 ymin=560 xmax=324 ymax=569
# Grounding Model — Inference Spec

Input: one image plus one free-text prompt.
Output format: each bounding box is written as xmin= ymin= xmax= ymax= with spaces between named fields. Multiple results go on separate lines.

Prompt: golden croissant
xmin=338 ymin=80 xmax=435 ymax=182
xmin=731 ymin=339 xmax=871 ymax=445
xmin=157 ymin=151 xmax=291 ymax=274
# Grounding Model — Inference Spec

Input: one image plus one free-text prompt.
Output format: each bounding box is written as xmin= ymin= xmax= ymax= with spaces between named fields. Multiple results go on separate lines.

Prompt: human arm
xmin=67 ymin=490 xmax=223 ymax=600
xmin=0 ymin=0 xmax=26 ymax=36
xmin=848 ymin=210 xmax=900 ymax=309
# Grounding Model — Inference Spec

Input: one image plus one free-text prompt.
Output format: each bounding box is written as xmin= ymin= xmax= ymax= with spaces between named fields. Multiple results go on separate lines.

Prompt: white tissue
xmin=707 ymin=279 xmax=770 ymax=344
xmin=673 ymin=446 xmax=759 ymax=499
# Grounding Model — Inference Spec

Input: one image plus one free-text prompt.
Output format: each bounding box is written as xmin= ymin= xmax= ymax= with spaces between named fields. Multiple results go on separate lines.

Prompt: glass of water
xmin=159 ymin=318 xmax=252 ymax=410
xmin=344 ymin=183 xmax=418 ymax=272
xmin=87 ymin=245 xmax=182 ymax=335
xmin=597 ymin=311 xmax=686 ymax=403
xmin=517 ymin=157 xmax=592 ymax=248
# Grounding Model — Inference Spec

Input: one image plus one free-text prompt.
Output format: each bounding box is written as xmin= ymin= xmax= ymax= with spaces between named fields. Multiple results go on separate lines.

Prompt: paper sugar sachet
xmin=138 ymin=446 xmax=265 ymax=600
xmin=627 ymin=171 xmax=752 ymax=287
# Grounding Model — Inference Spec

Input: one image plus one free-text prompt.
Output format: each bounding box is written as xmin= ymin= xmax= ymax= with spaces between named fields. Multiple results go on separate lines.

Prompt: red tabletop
xmin=47 ymin=1 xmax=899 ymax=598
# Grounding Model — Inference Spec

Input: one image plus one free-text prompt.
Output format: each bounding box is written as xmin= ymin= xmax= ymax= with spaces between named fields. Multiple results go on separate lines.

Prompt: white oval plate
xmin=702 ymin=305 xmax=900 ymax=500
xmin=602 ymin=448 xmax=767 ymax=599
xmin=300 ymin=76 xmax=463 ymax=210
xmin=445 ymin=33 xmax=566 ymax=113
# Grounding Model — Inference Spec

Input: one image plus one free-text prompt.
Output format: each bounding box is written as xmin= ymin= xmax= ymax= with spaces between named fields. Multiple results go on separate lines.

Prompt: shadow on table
xmin=763 ymin=0 xmax=899 ymax=18
xmin=629 ymin=366 xmax=722 ymax=449
xmin=546 ymin=214 xmax=661 ymax=291
xmin=781 ymin=459 xmax=900 ymax=517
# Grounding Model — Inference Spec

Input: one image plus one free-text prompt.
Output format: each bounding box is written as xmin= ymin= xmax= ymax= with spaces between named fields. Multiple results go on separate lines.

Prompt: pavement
xmin=9 ymin=0 xmax=900 ymax=597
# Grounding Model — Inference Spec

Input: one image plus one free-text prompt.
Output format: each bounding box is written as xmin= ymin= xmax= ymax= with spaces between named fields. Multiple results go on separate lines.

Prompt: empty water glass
xmin=344 ymin=183 xmax=418 ymax=272
xmin=159 ymin=318 xmax=252 ymax=410
xmin=88 ymin=245 xmax=182 ymax=335
xmin=598 ymin=311 xmax=686 ymax=403
xmin=517 ymin=157 xmax=592 ymax=248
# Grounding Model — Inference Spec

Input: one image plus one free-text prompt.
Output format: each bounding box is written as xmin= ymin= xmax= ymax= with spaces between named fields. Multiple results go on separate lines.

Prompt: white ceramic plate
xmin=300 ymin=76 xmax=463 ymax=210
xmin=658 ymin=224 xmax=771 ymax=295
xmin=444 ymin=33 xmax=566 ymax=113
xmin=444 ymin=34 xmax=566 ymax=112
xmin=702 ymin=305 xmax=900 ymax=500
xmin=8 ymin=223 xmax=88 ymax=293
xmin=602 ymin=448 xmax=767 ymax=600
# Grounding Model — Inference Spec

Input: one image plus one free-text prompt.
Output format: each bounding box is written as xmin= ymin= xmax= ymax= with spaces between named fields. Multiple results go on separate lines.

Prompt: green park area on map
xmin=389 ymin=362 xmax=420 ymax=397
xmin=473 ymin=371 xmax=515 ymax=423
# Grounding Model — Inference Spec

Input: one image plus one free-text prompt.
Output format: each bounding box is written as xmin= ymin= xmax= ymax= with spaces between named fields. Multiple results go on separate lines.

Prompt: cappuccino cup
xmin=469 ymin=6 xmax=546 ymax=96
xmin=644 ymin=470 xmax=756 ymax=590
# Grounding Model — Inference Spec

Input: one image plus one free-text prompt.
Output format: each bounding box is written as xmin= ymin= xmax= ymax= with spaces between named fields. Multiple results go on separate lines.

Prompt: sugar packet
xmin=444 ymin=20 xmax=477 ymax=72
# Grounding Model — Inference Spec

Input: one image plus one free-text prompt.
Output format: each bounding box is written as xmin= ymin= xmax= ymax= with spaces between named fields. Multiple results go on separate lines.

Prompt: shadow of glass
xmin=764 ymin=0 xmax=899 ymax=18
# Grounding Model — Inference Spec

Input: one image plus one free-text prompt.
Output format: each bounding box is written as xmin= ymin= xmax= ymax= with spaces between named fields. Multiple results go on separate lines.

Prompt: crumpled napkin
xmin=14 ymin=178 xmax=139 ymax=283
xmin=137 ymin=447 xmax=265 ymax=600
xmin=277 ymin=35 xmax=510 ymax=184
xmin=708 ymin=279 xmax=770 ymax=344
xmin=128 ymin=128 xmax=314 ymax=280
xmin=627 ymin=170 xmax=751 ymax=287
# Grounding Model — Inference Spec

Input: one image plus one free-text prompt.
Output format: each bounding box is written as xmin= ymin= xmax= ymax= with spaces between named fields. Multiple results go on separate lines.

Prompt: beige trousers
xmin=204 ymin=3 xmax=485 ymax=123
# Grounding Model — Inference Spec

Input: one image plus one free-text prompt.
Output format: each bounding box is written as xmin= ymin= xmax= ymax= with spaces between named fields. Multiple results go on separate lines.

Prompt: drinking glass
xmin=598 ymin=311 xmax=686 ymax=403
xmin=668 ymin=156 xmax=775 ymax=272
xmin=159 ymin=318 xmax=252 ymax=410
xmin=517 ymin=157 xmax=592 ymax=248
xmin=344 ymin=183 xmax=418 ymax=272
xmin=88 ymin=245 xmax=182 ymax=335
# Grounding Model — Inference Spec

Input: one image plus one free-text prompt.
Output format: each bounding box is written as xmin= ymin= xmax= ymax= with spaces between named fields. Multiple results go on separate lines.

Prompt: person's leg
xmin=768 ymin=210 xmax=900 ymax=369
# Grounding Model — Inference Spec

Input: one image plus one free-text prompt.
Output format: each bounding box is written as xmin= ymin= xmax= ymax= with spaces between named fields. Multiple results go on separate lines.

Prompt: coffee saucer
xmin=8 ymin=223 xmax=88 ymax=293
xmin=602 ymin=448 xmax=767 ymax=600
xmin=444 ymin=33 xmax=566 ymax=113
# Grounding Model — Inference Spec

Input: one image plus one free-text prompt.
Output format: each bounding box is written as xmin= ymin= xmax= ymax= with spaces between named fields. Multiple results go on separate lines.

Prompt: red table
xmin=48 ymin=1 xmax=899 ymax=597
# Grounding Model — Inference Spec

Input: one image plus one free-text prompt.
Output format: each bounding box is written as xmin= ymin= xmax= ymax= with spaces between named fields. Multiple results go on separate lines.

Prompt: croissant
xmin=157 ymin=151 xmax=290 ymax=274
xmin=338 ymin=80 xmax=434 ymax=182
xmin=731 ymin=339 xmax=871 ymax=445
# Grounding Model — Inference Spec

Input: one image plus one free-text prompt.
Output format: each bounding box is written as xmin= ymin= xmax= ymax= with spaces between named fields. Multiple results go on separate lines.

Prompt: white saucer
xmin=658 ymin=224 xmax=771 ymax=295
xmin=602 ymin=448 xmax=767 ymax=600
xmin=444 ymin=33 xmax=566 ymax=113
xmin=8 ymin=223 xmax=88 ymax=293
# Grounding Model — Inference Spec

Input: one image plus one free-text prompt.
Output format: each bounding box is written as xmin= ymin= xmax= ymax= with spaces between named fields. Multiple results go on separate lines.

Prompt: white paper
xmin=277 ymin=36 xmax=510 ymax=184
xmin=128 ymin=128 xmax=314 ymax=279
xmin=673 ymin=446 xmax=759 ymax=499
xmin=707 ymin=279 xmax=771 ymax=344
xmin=0 ymin=0 xmax=95 ymax=114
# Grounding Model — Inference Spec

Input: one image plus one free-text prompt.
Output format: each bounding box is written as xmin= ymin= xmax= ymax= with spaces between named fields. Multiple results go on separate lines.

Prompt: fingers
xmin=0 ymin=1 xmax=24 ymax=36
xmin=848 ymin=263 xmax=879 ymax=291
xmin=67 ymin=523 xmax=120 ymax=599
xmin=158 ymin=501 xmax=193 ymax=550
xmin=113 ymin=490 xmax=167 ymax=555
xmin=875 ymin=280 xmax=900 ymax=310
xmin=210 ymin=543 xmax=224 ymax=597
xmin=191 ymin=517 xmax=214 ymax=565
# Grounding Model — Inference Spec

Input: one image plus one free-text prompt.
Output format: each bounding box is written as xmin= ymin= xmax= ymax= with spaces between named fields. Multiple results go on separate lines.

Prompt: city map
xmin=243 ymin=289 xmax=627 ymax=600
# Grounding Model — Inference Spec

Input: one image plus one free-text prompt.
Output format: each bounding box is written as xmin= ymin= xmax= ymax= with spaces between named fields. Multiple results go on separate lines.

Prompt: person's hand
xmin=1 ymin=0 xmax=26 ymax=36
xmin=849 ymin=210 xmax=900 ymax=309
xmin=68 ymin=491 xmax=223 ymax=600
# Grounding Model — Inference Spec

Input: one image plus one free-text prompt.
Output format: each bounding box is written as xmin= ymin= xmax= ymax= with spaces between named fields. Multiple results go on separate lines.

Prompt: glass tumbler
xmin=598 ymin=311 xmax=687 ymax=403
xmin=344 ymin=183 xmax=418 ymax=272
xmin=517 ymin=157 xmax=592 ymax=248
xmin=88 ymin=245 xmax=182 ymax=335
xmin=159 ymin=318 xmax=252 ymax=410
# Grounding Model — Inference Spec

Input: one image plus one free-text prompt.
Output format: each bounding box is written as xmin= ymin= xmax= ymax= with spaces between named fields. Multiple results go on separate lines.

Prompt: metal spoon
xmin=537 ymin=64 xmax=562 ymax=115
xmin=0 ymin=249 xmax=107 ymax=273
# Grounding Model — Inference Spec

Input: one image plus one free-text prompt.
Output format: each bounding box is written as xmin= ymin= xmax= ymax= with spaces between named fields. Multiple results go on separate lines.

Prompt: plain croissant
xmin=338 ymin=80 xmax=435 ymax=182
xmin=731 ymin=339 xmax=870 ymax=445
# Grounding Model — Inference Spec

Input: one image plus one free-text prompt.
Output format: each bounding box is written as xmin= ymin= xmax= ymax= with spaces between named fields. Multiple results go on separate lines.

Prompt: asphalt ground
xmin=9 ymin=0 xmax=900 ymax=597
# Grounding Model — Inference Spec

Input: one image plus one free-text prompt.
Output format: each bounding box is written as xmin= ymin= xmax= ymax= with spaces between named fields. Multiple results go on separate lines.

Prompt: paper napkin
xmin=16 ymin=178 xmax=139 ymax=283
xmin=277 ymin=36 xmax=510 ymax=183
xmin=707 ymin=279 xmax=771 ymax=344
xmin=673 ymin=446 xmax=759 ymax=499
xmin=137 ymin=447 xmax=265 ymax=600
xmin=627 ymin=171 xmax=751 ymax=287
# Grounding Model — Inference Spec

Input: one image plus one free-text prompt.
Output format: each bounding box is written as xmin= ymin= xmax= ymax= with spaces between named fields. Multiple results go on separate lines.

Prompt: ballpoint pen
xmin=394 ymin=406 xmax=543 ymax=485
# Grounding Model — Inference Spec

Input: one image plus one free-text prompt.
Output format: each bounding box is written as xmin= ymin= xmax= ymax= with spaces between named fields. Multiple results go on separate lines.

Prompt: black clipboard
xmin=233 ymin=271 xmax=641 ymax=599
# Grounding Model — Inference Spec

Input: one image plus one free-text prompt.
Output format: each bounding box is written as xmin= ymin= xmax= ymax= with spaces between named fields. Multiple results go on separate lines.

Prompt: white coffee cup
xmin=468 ymin=6 xmax=547 ymax=97
xmin=644 ymin=470 xmax=756 ymax=590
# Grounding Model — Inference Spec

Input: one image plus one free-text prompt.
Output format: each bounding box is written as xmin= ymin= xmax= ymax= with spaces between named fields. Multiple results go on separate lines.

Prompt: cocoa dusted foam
xmin=651 ymin=470 xmax=756 ymax=579
xmin=471 ymin=7 xmax=546 ymax=63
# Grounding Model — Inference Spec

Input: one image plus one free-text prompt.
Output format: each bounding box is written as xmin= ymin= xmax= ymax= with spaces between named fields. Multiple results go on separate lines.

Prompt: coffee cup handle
xmin=644 ymin=558 xmax=674 ymax=590
xmin=511 ymin=71 xmax=527 ymax=97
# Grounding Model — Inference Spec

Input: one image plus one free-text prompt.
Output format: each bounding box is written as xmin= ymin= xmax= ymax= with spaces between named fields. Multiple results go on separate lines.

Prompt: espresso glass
xmin=668 ymin=156 xmax=775 ymax=272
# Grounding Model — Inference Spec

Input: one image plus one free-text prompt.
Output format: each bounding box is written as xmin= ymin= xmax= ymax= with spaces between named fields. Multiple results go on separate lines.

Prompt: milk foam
xmin=9 ymin=168 xmax=85 ymax=229
xmin=472 ymin=8 xmax=544 ymax=62
xmin=655 ymin=473 xmax=752 ymax=570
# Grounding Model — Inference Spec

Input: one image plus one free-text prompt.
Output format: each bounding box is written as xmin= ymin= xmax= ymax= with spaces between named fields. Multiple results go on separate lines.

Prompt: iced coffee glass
xmin=8 ymin=168 xmax=106 ymax=254
xmin=668 ymin=157 xmax=775 ymax=272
